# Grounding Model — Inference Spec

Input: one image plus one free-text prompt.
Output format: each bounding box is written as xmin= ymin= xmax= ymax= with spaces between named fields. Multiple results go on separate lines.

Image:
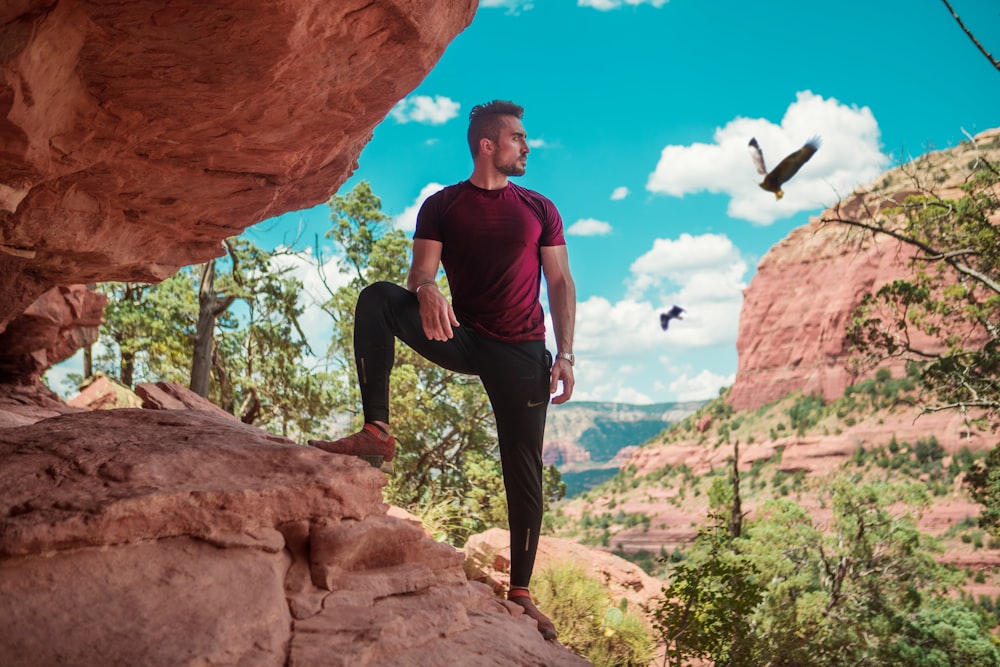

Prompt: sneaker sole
xmin=358 ymin=454 xmax=394 ymax=474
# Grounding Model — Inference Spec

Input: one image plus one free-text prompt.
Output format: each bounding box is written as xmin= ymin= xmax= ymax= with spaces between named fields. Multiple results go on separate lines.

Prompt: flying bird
xmin=748 ymin=136 xmax=821 ymax=200
xmin=660 ymin=305 xmax=685 ymax=331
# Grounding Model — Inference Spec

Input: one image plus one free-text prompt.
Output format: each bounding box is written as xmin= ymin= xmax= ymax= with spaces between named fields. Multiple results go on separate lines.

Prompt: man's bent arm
xmin=408 ymin=238 xmax=459 ymax=341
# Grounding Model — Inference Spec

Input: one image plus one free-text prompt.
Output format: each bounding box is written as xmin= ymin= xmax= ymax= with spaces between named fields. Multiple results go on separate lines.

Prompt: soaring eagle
xmin=660 ymin=305 xmax=685 ymax=331
xmin=748 ymin=136 xmax=821 ymax=199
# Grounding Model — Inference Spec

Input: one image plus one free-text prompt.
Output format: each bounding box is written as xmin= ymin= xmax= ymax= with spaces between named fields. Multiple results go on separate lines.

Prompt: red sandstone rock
xmin=67 ymin=372 xmax=144 ymax=410
xmin=0 ymin=377 xmax=81 ymax=427
xmin=695 ymin=414 xmax=711 ymax=433
xmin=0 ymin=0 xmax=477 ymax=330
xmin=0 ymin=285 xmax=105 ymax=380
xmin=135 ymin=380 xmax=240 ymax=422
xmin=0 ymin=408 xmax=592 ymax=666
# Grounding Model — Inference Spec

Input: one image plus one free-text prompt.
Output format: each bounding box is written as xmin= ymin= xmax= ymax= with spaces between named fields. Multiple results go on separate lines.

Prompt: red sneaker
xmin=308 ymin=423 xmax=396 ymax=468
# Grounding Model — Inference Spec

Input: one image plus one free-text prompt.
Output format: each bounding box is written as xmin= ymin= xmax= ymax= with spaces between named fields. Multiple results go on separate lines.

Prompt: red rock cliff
xmin=0 ymin=0 xmax=476 ymax=330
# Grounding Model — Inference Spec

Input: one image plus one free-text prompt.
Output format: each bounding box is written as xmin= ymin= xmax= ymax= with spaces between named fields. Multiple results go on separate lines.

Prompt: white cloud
xmin=627 ymin=232 xmax=747 ymax=304
xmin=567 ymin=218 xmax=612 ymax=236
xmin=610 ymin=186 xmax=629 ymax=201
xmin=579 ymin=0 xmax=668 ymax=9
xmin=394 ymin=182 xmax=446 ymax=233
xmin=44 ymin=348 xmax=86 ymax=397
xmin=269 ymin=247 xmax=347 ymax=360
xmin=669 ymin=369 xmax=734 ymax=402
xmin=528 ymin=138 xmax=548 ymax=149
xmin=646 ymin=90 xmax=890 ymax=224
xmin=390 ymin=95 xmax=460 ymax=125
xmin=546 ymin=231 xmax=746 ymax=403
xmin=480 ymin=0 xmax=534 ymax=12
xmin=564 ymin=234 xmax=745 ymax=356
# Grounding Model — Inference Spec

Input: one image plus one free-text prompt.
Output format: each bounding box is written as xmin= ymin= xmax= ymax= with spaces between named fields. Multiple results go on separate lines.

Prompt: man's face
xmin=492 ymin=116 xmax=529 ymax=177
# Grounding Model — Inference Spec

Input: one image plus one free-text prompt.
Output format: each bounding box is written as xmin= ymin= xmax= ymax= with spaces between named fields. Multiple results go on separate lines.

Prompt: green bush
xmin=532 ymin=561 xmax=656 ymax=667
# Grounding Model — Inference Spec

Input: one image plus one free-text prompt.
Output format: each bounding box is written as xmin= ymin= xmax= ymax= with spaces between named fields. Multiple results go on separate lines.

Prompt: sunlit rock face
xmin=729 ymin=128 xmax=1000 ymax=411
xmin=0 ymin=0 xmax=477 ymax=331
xmin=0 ymin=408 xmax=593 ymax=667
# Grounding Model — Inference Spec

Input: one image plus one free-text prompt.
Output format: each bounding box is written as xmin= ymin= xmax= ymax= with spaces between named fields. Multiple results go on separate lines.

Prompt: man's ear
xmin=480 ymin=137 xmax=494 ymax=154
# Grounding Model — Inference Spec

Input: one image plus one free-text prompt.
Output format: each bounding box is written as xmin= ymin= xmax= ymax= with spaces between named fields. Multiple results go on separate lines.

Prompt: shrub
xmin=532 ymin=561 xmax=656 ymax=667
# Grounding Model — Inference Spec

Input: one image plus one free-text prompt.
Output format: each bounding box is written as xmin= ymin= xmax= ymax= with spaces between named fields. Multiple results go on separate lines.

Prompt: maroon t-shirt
xmin=414 ymin=180 xmax=566 ymax=342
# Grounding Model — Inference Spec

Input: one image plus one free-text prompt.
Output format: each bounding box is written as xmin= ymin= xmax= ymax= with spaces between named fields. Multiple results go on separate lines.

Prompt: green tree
xmin=654 ymin=477 xmax=995 ymax=667
xmin=209 ymin=238 xmax=335 ymax=437
xmin=95 ymin=238 xmax=335 ymax=439
xmin=885 ymin=597 xmax=1000 ymax=667
xmin=190 ymin=241 xmax=238 ymax=398
xmin=96 ymin=270 xmax=199 ymax=386
xmin=654 ymin=485 xmax=765 ymax=667
xmin=533 ymin=560 xmax=656 ymax=667
xmin=966 ymin=446 xmax=1000 ymax=532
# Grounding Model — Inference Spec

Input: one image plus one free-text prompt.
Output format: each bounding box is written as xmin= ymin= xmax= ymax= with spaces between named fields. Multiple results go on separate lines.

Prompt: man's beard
xmin=496 ymin=156 xmax=526 ymax=177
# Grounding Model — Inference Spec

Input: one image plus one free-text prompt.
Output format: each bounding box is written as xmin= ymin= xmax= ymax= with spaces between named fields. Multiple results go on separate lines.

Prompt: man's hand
xmin=417 ymin=284 xmax=460 ymax=341
xmin=549 ymin=358 xmax=575 ymax=404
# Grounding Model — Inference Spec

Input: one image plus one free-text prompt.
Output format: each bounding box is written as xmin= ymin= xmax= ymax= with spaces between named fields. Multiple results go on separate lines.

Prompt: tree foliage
xmin=532 ymin=560 xmax=656 ymax=667
xmin=654 ymin=477 xmax=999 ymax=667
xmin=95 ymin=239 xmax=336 ymax=438
xmin=96 ymin=270 xmax=199 ymax=387
xmin=210 ymin=238 xmax=335 ymax=436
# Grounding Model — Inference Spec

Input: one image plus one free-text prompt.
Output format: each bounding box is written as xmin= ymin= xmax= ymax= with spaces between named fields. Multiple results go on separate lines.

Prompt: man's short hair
xmin=467 ymin=100 xmax=524 ymax=157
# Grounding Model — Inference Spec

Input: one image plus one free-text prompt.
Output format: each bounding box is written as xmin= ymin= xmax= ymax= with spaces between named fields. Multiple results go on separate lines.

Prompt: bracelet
xmin=415 ymin=281 xmax=436 ymax=295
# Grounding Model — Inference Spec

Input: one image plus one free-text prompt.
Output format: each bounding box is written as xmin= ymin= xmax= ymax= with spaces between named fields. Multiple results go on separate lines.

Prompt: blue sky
xmin=50 ymin=0 xmax=1000 ymax=404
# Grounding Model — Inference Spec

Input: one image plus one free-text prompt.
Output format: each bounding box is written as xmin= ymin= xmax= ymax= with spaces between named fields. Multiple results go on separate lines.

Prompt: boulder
xmin=0 ymin=408 xmax=591 ymax=666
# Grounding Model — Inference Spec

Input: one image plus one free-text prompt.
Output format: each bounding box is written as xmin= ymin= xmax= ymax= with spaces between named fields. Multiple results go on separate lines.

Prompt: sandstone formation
xmin=0 ymin=0 xmax=477 ymax=331
xmin=0 ymin=407 xmax=591 ymax=666
xmin=0 ymin=284 xmax=105 ymax=381
xmin=728 ymin=128 xmax=1000 ymax=411
xmin=135 ymin=379 xmax=242 ymax=421
xmin=626 ymin=407 xmax=991 ymax=479
xmin=66 ymin=372 xmax=144 ymax=410
xmin=0 ymin=377 xmax=80 ymax=428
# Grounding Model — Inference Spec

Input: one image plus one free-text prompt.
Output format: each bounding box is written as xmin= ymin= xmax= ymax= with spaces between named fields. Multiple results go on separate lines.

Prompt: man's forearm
xmin=406 ymin=269 xmax=437 ymax=293
xmin=548 ymin=279 xmax=576 ymax=354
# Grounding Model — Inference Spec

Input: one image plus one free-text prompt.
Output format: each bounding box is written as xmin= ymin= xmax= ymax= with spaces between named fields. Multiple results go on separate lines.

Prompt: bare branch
xmin=822 ymin=215 xmax=1000 ymax=295
xmin=941 ymin=0 xmax=1000 ymax=73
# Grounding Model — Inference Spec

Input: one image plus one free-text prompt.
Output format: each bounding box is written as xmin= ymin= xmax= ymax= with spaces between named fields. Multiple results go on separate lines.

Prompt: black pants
xmin=354 ymin=281 xmax=551 ymax=587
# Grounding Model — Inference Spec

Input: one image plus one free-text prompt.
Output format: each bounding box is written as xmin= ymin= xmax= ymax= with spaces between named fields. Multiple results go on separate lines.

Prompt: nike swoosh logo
xmin=527 ymin=399 xmax=548 ymax=408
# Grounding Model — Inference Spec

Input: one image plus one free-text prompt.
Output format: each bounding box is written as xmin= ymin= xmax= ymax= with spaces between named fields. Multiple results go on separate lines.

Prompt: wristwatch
xmin=556 ymin=352 xmax=575 ymax=366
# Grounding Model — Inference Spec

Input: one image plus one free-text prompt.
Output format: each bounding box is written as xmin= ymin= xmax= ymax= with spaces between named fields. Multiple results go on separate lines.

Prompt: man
xmin=310 ymin=100 xmax=576 ymax=640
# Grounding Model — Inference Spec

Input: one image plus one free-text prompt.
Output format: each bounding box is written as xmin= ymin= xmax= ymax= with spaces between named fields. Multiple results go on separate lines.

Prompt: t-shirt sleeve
xmin=539 ymin=197 xmax=566 ymax=247
xmin=413 ymin=193 xmax=443 ymax=241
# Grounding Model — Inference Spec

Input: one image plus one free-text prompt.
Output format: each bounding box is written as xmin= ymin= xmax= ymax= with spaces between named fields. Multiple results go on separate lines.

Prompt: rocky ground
xmin=0 ymin=381 xmax=597 ymax=667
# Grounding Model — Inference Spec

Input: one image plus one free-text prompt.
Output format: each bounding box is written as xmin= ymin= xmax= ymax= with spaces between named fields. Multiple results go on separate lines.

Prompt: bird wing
xmin=762 ymin=136 xmax=821 ymax=192
xmin=661 ymin=306 xmax=686 ymax=330
xmin=748 ymin=138 xmax=768 ymax=176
